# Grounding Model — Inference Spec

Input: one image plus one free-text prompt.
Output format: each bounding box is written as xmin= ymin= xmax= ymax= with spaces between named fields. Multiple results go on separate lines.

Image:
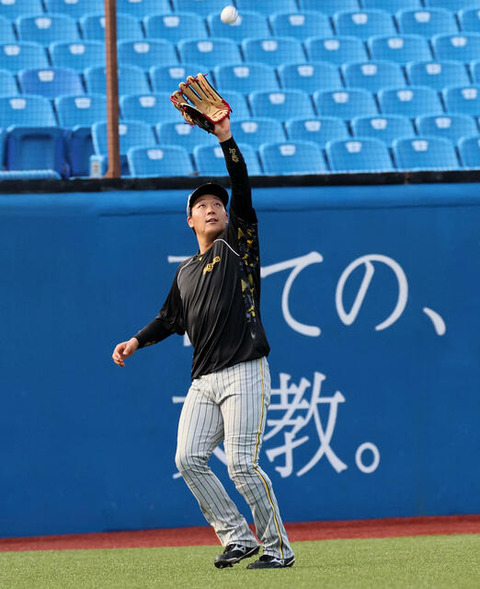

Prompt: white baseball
xmin=221 ymin=5 xmax=239 ymax=25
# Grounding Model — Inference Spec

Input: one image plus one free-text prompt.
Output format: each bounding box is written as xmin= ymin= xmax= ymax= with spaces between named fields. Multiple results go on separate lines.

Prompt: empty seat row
xmin=3 ymin=123 xmax=480 ymax=179
xmin=5 ymin=0 xmax=480 ymax=25
xmin=95 ymin=135 xmax=480 ymax=176
xmin=7 ymin=59 xmax=480 ymax=98
xmin=5 ymin=33 xmax=480 ymax=71
xmin=5 ymin=9 xmax=480 ymax=47
xmin=4 ymin=85 xmax=480 ymax=130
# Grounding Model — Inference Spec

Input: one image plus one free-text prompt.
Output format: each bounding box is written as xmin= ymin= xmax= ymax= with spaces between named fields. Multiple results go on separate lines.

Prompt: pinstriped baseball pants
xmin=175 ymin=357 xmax=294 ymax=559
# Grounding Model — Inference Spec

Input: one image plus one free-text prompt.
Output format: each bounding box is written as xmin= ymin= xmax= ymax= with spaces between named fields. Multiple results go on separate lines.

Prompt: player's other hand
xmin=214 ymin=117 xmax=231 ymax=143
xmin=112 ymin=337 xmax=139 ymax=367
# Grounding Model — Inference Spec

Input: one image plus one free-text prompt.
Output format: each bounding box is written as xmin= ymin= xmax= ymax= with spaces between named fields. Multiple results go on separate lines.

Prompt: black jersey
xmin=134 ymin=137 xmax=270 ymax=379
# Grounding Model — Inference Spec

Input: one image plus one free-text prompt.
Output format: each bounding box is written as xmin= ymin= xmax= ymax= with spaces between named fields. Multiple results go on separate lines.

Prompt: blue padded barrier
xmin=0 ymin=183 xmax=480 ymax=536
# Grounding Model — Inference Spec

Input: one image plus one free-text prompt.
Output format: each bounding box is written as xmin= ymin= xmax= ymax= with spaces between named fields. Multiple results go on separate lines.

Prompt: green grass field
xmin=1 ymin=535 xmax=479 ymax=589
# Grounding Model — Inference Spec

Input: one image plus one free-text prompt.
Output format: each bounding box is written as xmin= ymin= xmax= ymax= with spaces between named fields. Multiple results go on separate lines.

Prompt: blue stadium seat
xmin=44 ymin=0 xmax=100 ymax=18
xmin=55 ymin=94 xmax=106 ymax=127
xmin=406 ymin=61 xmax=470 ymax=90
xmin=0 ymin=170 xmax=61 ymax=179
xmin=443 ymin=85 xmax=480 ymax=116
xmin=208 ymin=11 xmax=270 ymax=42
xmin=18 ymin=67 xmax=84 ymax=98
xmin=0 ymin=15 xmax=15 ymax=43
xmin=128 ymin=145 xmax=194 ymax=177
xmin=150 ymin=64 xmax=210 ymax=93
xmin=16 ymin=14 xmax=80 ymax=44
xmin=156 ymin=121 xmax=217 ymax=152
xmin=171 ymin=0 xmax=226 ymax=15
xmin=313 ymin=88 xmax=378 ymax=119
xmin=242 ymin=37 xmax=305 ymax=67
xmin=326 ymin=137 xmax=394 ymax=172
xmin=396 ymin=9 xmax=459 ymax=37
xmin=458 ymin=8 xmax=480 ymax=32
xmin=342 ymin=61 xmax=406 ymax=92
xmin=278 ymin=63 xmax=343 ymax=93
xmin=432 ymin=32 xmax=480 ymax=62
xmin=178 ymin=38 xmax=242 ymax=67
xmin=368 ymin=34 xmax=433 ymax=64
xmin=117 ymin=0 xmax=171 ymax=17
xmin=120 ymin=93 xmax=181 ymax=124
xmin=393 ymin=136 xmax=461 ymax=169
xmin=425 ymin=0 xmax=480 ymax=10
xmin=333 ymin=10 xmax=396 ymax=40
xmin=351 ymin=115 xmax=415 ymax=145
xmin=145 ymin=13 xmax=207 ymax=41
xmin=0 ymin=69 xmax=18 ymax=96
xmin=0 ymin=0 xmax=43 ymax=20
xmin=194 ymin=143 xmax=262 ymax=176
xmin=85 ymin=65 xmax=150 ymax=95
xmin=230 ymin=118 xmax=287 ymax=148
xmin=249 ymin=90 xmax=315 ymax=121
xmin=416 ymin=113 xmax=478 ymax=143
xmin=0 ymin=42 xmax=49 ymax=72
xmin=270 ymin=12 xmax=333 ymax=40
xmin=236 ymin=0 xmax=297 ymax=15
xmin=305 ymin=36 xmax=368 ymax=65
xmin=259 ymin=141 xmax=328 ymax=175
xmin=92 ymin=120 xmax=156 ymax=156
xmin=363 ymin=0 xmax=421 ymax=10
xmin=458 ymin=135 xmax=480 ymax=168
xmin=0 ymin=128 xmax=6 ymax=168
xmin=285 ymin=117 xmax=350 ymax=148
xmin=118 ymin=40 xmax=178 ymax=70
xmin=471 ymin=61 xmax=480 ymax=83
xmin=299 ymin=0 xmax=360 ymax=11
xmin=79 ymin=13 xmax=143 ymax=41
xmin=378 ymin=86 xmax=444 ymax=117
xmin=214 ymin=64 xmax=279 ymax=94
xmin=0 ymin=95 xmax=57 ymax=127
xmin=68 ymin=126 xmax=94 ymax=177
xmin=50 ymin=41 xmax=105 ymax=71
xmin=6 ymin=127 xmax=70 ymax=177
xmin=222 ymin=91 xmax=251 ymax=119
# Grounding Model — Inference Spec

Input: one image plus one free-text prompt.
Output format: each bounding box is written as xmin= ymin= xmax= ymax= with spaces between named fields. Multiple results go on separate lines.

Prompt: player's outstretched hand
xmin=214 ymin=117 xmax=232 ymax=143
xmin=112 ymin=338 xmax=139 ymax=367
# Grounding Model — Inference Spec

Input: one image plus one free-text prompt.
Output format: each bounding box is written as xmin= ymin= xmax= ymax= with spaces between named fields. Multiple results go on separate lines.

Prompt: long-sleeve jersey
xmin=134 ymin=136 xmax=270 ymax=380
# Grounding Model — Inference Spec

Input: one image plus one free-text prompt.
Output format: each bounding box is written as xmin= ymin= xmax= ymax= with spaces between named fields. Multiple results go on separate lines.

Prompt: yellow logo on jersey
xmin=229 ymin=147 xmax=239 ymax=163
xmin=203 ymin=255 xmax=221 ymax=275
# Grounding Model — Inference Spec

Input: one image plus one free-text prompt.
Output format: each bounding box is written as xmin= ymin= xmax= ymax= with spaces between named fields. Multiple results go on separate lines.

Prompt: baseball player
xmin=112 ymin=75 xmax=294 ymax=569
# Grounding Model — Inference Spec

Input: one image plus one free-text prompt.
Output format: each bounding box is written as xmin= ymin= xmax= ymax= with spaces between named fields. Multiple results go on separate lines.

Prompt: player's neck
xmin=197 ymin=236 xmax=215 ymax=255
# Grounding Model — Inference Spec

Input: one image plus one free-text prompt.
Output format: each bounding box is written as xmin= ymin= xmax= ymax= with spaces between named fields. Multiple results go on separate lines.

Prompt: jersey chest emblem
xmin=203 ymin=255 xmax=221 ymax=275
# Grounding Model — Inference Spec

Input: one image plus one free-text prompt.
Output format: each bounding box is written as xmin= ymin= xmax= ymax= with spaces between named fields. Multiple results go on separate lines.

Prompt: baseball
xmin=221 ymin=5 xmax=239 ymax=25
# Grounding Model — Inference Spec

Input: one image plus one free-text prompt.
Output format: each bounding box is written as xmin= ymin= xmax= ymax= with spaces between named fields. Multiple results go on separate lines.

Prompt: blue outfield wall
xmin=0 ymin=182 xmax=479 ymax=538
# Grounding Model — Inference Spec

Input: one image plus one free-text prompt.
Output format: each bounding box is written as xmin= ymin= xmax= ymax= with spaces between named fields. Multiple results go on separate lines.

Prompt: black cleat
xmin=247 ymin=554 xmax=295 ymax=569
xmin=214 ymin=544 xmax=260 ymax=569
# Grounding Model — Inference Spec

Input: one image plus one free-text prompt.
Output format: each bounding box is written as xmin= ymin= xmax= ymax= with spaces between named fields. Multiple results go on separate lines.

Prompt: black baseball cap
xmin=186 ymin=182 xmax=229 ymax=216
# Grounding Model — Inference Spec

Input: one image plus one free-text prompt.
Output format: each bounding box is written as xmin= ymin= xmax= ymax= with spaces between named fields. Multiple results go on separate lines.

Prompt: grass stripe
xmin=0 ymin=535 xmax=479 ymax=589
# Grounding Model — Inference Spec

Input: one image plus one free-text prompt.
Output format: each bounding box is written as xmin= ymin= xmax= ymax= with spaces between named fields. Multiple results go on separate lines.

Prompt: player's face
xmin=188 ymin=195 xmax=228 ymax=240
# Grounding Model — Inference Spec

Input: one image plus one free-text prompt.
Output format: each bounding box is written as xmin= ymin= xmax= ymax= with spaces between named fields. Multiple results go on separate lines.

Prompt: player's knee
xmin=175 ymin=448 xmax=205 ymax=476
xmin=227 ymin=457 xmax=255 ymax=485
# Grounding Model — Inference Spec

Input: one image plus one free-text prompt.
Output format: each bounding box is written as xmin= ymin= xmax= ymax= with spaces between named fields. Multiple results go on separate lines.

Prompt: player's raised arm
xmin=214 ymin=118 xmax=256 ymax=223
xmin=170 ymin=73 xmax=255 ymax=222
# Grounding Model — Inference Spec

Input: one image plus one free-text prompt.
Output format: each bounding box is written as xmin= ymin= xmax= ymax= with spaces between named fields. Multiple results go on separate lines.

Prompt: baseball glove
xmin=170 ymin=73 xmax=231 ymax=133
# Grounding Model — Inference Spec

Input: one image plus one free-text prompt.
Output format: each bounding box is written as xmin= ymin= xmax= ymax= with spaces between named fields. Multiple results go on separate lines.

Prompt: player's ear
xmin=187 ymin=216 xmax=194 ymax=229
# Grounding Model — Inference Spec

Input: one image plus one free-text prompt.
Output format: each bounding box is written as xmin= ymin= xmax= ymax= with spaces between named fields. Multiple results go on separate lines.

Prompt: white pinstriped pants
xmin=175 ymin=357 xmax=294 ymax=559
